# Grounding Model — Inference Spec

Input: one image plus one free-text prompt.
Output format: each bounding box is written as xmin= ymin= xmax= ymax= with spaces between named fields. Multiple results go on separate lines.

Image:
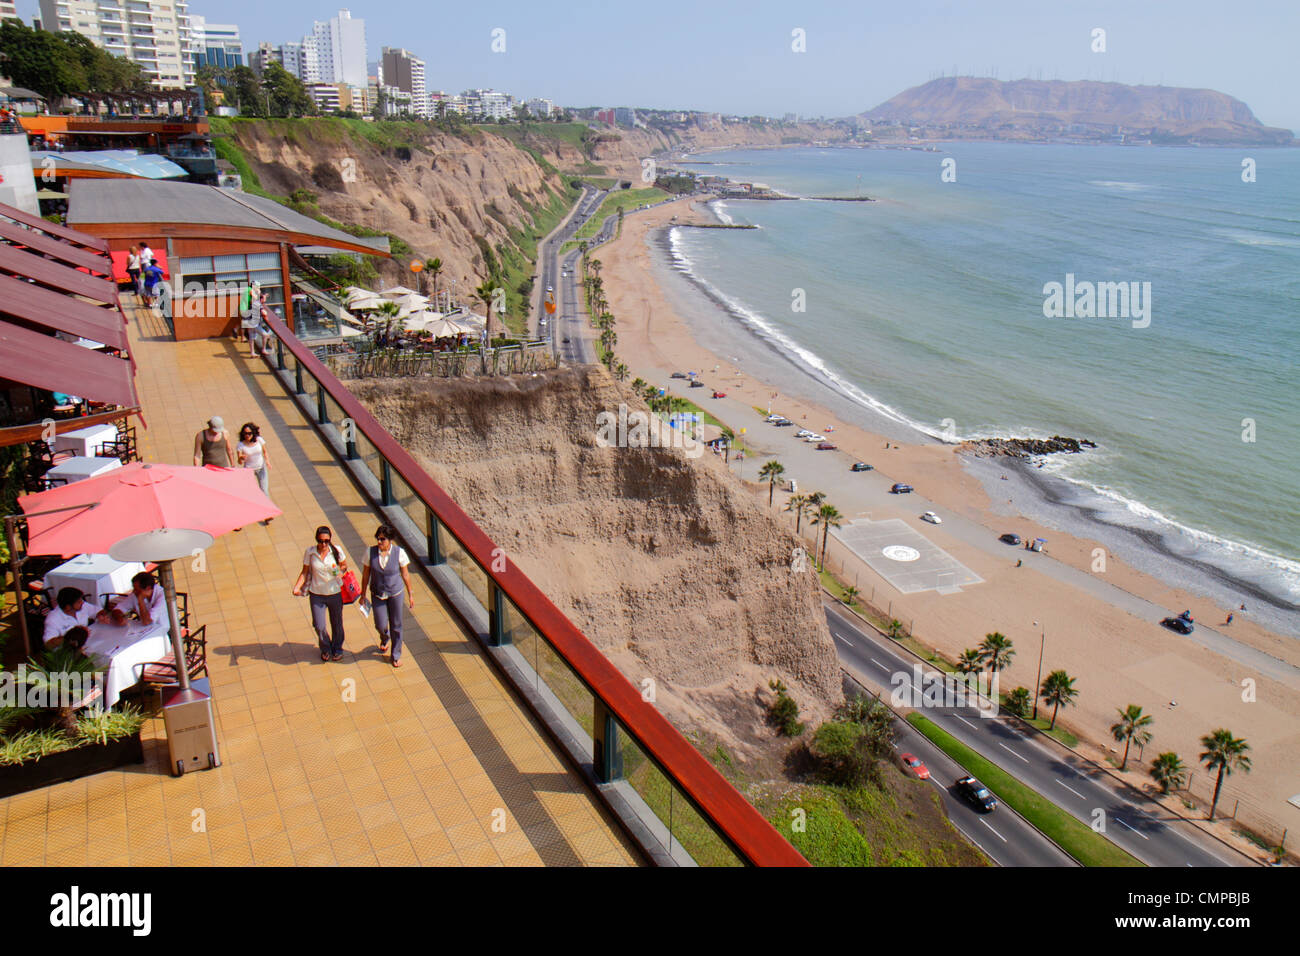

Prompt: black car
xmin=851 ymin=462 xmax=873 ymax=472
xmin=561 ymin=336 xmax=571 ymax=343
xmin=955 ymin=776 xmax=997 ymax=813
xmin=670 ymin=371 xmax=688 ymax=379
xmin=1160 ymin=616 xmax=1194 ymax=635
xmin=999 ymin=533 xmax=1022 ymax=546
xmin=688 ymin=379 xmax=705 ymax=388
xmin=890 ymin=483 xmax=914 ymax=494
xmin=773 ymin=419 xmax=795 ymax=427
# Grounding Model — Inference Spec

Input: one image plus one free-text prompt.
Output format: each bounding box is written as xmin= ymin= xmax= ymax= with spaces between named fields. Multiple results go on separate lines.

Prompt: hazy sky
xmin=15 ymin=0 xmax=1300 ymax=130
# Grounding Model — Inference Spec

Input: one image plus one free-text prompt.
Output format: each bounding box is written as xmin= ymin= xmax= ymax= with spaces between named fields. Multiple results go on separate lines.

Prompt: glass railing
xmin=256 ymin=312 xmax=804 ymax=867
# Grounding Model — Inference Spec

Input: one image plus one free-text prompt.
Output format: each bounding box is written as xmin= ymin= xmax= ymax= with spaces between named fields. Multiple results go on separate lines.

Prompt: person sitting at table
xmin=61 ymin=625 xmax=91 ymax=658
xmin=108 ymin=571 xmax=165 ymax=627
xmin=43 ymin=587 xmax=107 ymax=647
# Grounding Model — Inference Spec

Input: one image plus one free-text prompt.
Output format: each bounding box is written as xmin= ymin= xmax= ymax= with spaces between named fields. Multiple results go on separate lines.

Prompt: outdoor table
xmin=44 ymin=553 xmax=145 ymax=608
xmin=45 ymin=455 xmax=122 ymax=484
xmin=52 ymin=424 xmax=119 ymax=458
xmin=84 ymin=617 xmax=172 ymax=710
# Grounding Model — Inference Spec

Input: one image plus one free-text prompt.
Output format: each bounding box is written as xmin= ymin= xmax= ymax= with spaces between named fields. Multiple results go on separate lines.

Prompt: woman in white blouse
xmin=236 ymin=422 xmax=273 ymax=523
xmin=292 ymin=525 xmax=350 ymax=661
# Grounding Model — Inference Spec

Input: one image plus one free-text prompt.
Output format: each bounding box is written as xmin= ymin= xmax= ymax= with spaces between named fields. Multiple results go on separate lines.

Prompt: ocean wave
xmin=1213 ymin=228 xmax=1300 ymax=248
xmin=1088 ymin=180 xmax=1153 ymax=192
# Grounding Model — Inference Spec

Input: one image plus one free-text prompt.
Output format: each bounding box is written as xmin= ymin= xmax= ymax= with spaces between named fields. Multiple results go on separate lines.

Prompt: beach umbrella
xmin=423 ymin=317 xmax=481 ymax=337
xmin=379 ymin=285 xmax=421 ymax=299
xmin=18 ymin=463 xmax=279 ymax=687
xmin=389 ymin=293 xmax=431 ymax=317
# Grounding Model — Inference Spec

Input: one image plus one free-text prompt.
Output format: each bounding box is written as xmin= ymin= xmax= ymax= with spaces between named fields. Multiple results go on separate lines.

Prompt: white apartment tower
xmin=309 ymin=9 xmax=366 ymax=87
xmin=38 ymin=0 xmax=198 ymax=89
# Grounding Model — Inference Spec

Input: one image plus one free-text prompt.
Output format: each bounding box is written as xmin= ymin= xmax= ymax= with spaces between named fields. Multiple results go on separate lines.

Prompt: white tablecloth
xmin=45 ymin=554 xmax=145 ymax=608
xmin=53 ymin=424 xmax=119 ymax=458
xmin=45 ymin=455 xmax=122 ymax=484
xmin=85 ymin=618 xmax=172 ymax=710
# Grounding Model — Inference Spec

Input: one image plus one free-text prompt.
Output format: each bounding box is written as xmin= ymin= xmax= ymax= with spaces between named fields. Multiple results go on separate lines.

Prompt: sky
xmin=14 ymin=0 xmax=1300 ymax=131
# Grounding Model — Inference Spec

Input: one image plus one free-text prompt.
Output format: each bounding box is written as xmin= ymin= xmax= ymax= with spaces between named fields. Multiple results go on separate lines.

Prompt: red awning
xmin=108 ymin=249 xmax=168 ymax=284
xmin=0 ymin=218 xmax=109 ymax=275
xmin=0 ymin=319 xmax=137 ymax=407
xmin=0 ymin=200 xmax=108 ymax=251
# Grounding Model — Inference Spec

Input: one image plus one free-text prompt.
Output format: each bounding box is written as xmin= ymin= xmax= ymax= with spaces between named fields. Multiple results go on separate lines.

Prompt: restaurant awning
xmin=0 ymin=199 xmax=139 ymax=411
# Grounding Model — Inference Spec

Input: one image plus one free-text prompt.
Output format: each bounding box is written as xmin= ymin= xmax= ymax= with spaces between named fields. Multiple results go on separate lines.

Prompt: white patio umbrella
xmin=423 ymin=317 xmax=481 ymax=337
xmin=380 ymin=285 xmax=421 ymax=299
xmin=402 ymin=309 xmax=442 ymax=333
xmin=343 ymin=286 xmax=379 ymax=307
xmin=344 ymin=293 xmax=385 ymax=313
xmin=390 ymin=293 xmax=431 ymax=317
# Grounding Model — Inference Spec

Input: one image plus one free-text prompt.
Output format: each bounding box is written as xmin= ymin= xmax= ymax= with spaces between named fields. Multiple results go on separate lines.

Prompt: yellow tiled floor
xmin=0 ymin=304 xmax=640 ymax=867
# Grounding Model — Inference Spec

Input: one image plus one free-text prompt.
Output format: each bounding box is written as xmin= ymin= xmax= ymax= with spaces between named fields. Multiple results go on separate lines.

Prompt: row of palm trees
xmin=757 ymin=459 xmax=846 ymax=571
xmin=578 ymin=248 xmax=628 ymax=379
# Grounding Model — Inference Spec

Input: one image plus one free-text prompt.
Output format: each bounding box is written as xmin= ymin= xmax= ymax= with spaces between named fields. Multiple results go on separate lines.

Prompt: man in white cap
xmin=193 ymin=415 xmax=234 ymax=468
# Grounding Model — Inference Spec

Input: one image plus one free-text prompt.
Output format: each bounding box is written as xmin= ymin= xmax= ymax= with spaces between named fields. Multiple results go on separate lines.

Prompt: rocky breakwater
xmin=960 ymin=435 xmax=1098 ymax=458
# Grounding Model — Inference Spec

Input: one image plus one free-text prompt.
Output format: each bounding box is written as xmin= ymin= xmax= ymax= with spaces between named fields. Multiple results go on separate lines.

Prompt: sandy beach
xmin=592 ymin=195 xmax=1300 ymax=841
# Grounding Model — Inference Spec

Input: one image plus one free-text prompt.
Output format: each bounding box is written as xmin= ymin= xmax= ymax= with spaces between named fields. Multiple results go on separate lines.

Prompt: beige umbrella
xmin=343 ymin=286 xmax=378 ymax=306
xmin=390 ymin=293 xmax=431 ymax=317
xmin=423 ymin=316 xmax=481 ymax=338
xmin=380 ymin=285 xmax=421 ymax=299
xmin=345 ymin=293 xmax=385 ymax=312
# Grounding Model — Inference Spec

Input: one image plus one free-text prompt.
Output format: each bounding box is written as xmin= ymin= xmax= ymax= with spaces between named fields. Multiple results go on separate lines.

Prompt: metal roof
xmin=67 ymin=179 xmax=390 ymax=255
xmin=32 ymin=150 xmax=189 ymax=180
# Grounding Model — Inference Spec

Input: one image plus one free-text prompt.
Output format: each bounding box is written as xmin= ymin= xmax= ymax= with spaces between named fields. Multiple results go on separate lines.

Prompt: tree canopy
xmin=0 ymin=21 xmax=149 ymax=102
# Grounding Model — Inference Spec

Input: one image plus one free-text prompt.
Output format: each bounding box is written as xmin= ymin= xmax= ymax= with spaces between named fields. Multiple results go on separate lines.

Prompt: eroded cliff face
xmin=352 ymin=366 xmax=842 ymax=758
xmin=219 ymin=119 xmax=569 ymax=287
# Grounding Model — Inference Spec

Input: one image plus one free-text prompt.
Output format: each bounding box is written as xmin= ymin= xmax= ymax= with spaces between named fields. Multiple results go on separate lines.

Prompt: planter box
xmin=0 ymin=732 xmax=145 ymax=799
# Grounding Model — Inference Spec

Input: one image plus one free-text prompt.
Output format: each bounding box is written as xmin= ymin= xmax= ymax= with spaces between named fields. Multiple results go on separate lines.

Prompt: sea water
xmin=671 ymin=143 xmax=1299 ymax=629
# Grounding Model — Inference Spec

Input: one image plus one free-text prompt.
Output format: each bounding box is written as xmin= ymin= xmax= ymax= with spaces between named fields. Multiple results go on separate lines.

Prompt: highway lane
xmin=844 ymin=673 xmax=1077 ymax=867
xmin=825 ymin=599 xmax=1246 ymax=867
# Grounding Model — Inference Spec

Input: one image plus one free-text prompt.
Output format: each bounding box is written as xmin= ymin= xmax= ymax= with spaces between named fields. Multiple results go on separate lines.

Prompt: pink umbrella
xmin=18 ymin=463 xmax=279 ymax=686
xmin=19 ymin=462 xmax=279 ymax=557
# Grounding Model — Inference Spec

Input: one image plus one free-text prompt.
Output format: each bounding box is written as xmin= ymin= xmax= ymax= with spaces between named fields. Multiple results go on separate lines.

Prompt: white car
xmin=795 ymin=429 xmax=814 ymax=438
xmin=804 ymin=434 xmax=826 ymax=443
xmin=921 ymin=511 xmax=942 ymax=525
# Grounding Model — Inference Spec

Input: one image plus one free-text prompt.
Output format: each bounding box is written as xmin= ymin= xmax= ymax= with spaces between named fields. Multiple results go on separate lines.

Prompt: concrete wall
xmin=0 ymin=133 xmax=38 ymax=216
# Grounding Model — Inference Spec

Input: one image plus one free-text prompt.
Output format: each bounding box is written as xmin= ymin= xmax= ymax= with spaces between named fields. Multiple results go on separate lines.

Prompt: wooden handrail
xmin=261 ymin=314 xmax=808 ymax=867
xmin=0 ymin=407 xmax=140 ymax=449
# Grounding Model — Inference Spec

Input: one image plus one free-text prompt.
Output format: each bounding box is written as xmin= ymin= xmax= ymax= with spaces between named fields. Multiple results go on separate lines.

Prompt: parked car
xmin=955 ymin=776 xmax=997 ymax=813
xmin=999 ymin=533 xmax=1022 ymax=546
xmin=671 ymin=371 xmax=688 ymax=379
xmin=900 ymin=753 xmax=930 ymax=780
xmin=689 ymin=380 xmax=705 ymax=388
xmin=774 ymin=419 xmax=795 ymax=427
xmin=804 ymin=434 xmax=826 ymax=443
xmin=850 ymin=462 xmax=873 ymax=472
xmin=921 ymin=511 xmax=942 ymax=525
xmin=816 ymin=442 xmax=837 ymax=450
xmin=766 ymin=414 xmax=787 ymax=423
xmin=1160 ymin=616 xmax=1194 ymax=635
xmin=890 ymin=483 xmax=914 ymax=494
xmin=712 ymin=391 xmax=726 ymax=398
xmin=561 ymin=336 xmax=571 ymax=343
xmin=795 ymin=429 xmax=814 ymax=438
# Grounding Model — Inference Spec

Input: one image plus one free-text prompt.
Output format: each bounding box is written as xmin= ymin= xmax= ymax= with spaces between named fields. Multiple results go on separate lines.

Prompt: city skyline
xmin=9 ymin=1 xmax=1299 ymax=129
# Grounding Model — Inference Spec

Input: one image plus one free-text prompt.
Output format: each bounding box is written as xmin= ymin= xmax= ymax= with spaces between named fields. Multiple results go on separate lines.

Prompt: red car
xmin=816 ymin=441 xmax=837 ymax=450
xmin=712 ymin=390 xmax=727 ymax=398
xmin=900 ymin=753 xmax=930 ymax=780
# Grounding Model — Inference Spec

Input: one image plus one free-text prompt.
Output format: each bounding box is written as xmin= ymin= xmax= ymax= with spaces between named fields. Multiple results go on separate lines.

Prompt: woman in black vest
xmin=359 ymin=524 xmax=415 ymax=666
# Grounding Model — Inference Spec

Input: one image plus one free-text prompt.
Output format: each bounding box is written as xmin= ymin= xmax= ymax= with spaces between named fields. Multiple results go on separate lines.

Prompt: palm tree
xmin=810 ymin=503 xmax=842 ymax=570
xmin=1199 ymin=729 xmax=1251 ymax=822
xmin=1150 ymin=752 xmax=1187 ymax=795
xmin=842 ymin=586 xmax=859 ymax=606
xmin=425 ymin=257 xmax=442 ymax=303
xmin=885 ymin=619 xmax=904 ymax=640
xmin=1039 ymin=669 xmax=1078 ymax=731
xmin=1110 ymin=704 xmax=1154 ymax=771
xmin=613 ymin=362 xmax=629 ymax=382
xmin=956 ymin=648 xmax=983 ymax=682
xmin=758 ymin=460 xmax=785 ymax=506
xmin=22 ymin=646 xmax=102 ymax=734
xmin=475 ymin=281 xmax=500 ymax=340
xmin=373 ymin=301 xmax=401 ymax=344
xmin=800 ymin=494 xmax=822 ymax=536
xmin=978 ymin=632 xmax=1015 ymax=688
xmin=784 ymin=493 xmax=807 ymax=533
xmin=631 ymin=377 xmax=647 ymax=392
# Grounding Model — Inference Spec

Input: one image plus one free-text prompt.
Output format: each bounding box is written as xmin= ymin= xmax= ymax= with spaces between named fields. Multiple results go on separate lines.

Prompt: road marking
xmin=868 ymin=657 xmax=886 ymax=670
xmin=834 ymin=635 xmax=853 ymax=648
xmin=998 ymin=743 xmax=1030 ymax=764
xmin=980 ymin=819 xmax=1007 ymax=842
xmin=1055 ymin=779 xmax=1085 ymax=800
xmin=1114 ymin=817 xmax=1150 ymax=840
xmin=955 ymin=715 xmax=977 ymax=729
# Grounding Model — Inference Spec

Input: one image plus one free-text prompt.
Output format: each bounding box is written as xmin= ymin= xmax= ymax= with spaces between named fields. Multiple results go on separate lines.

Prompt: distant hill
xmin=862 ymin=77 xmax=1294 ymax=146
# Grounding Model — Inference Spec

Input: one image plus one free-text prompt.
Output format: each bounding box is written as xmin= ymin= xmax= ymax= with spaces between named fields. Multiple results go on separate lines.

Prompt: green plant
xmin=0 ymin=728 xmax=76 ymax=766
xmin=1150 ymin=751 xmax=1187 ymax=795
xmin=1110 ymin=704 xmax=1155 ymax=771
xmin=75 ymin=704 xmax=144 ymax=747
xmin=886 ymin=619 xmax=905 ymax=640
xmin=978 ymin=632 xmax=1015 ymax=686
xmin=1199 ymin=729 xmax=1251 ymax=821
xmin=767 ymin=679 xmax=804 ymax=737
xmin=1003 ymin=686 xmax=1032 ymax=718
xmin=22 ymin=646 xmax=103 ymax=734
xmin=1039 ymin=669 xmax=1078 ymax=731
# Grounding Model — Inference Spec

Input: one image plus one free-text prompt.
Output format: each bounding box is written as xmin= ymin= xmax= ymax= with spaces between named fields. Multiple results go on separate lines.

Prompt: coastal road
xmin=846 ymin=672 xmax=1077 ymax=867
xmin=825 ymin=598 xmax=1249 ymax=867
xmin=535 ymin=184 xmax=604 ymax=364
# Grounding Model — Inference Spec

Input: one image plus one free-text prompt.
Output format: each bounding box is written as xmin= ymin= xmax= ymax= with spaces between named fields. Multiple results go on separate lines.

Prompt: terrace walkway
xmin=0 ymin=303 xmax=640 ymax=867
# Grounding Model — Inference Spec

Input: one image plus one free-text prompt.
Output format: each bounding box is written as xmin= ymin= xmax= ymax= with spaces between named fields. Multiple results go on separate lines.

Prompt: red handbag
xmin=340 ymin=570 xmax=361 ymax=604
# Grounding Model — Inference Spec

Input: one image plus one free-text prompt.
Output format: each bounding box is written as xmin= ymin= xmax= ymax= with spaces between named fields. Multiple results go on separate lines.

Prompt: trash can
xmin=161 ymin=678 xmax=220 ymax=776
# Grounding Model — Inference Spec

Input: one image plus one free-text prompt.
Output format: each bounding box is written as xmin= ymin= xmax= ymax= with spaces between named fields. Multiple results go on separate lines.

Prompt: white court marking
xmin=834 ymin=519 xmax=983 ymax=594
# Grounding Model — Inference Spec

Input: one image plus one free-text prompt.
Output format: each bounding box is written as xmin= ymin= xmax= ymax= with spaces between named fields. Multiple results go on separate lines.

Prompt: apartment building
xmin=379 ymin=47 xmax=427 ymax=117
xmin=190 ymin=15 xmax=243 ymax=70
xmin=38 ymin=0 xmax=197 ymax=89
xmin=463 ymin=89 xmax=513 ymax=120
xmin=526 ymin=97 xmax=555 ymax=118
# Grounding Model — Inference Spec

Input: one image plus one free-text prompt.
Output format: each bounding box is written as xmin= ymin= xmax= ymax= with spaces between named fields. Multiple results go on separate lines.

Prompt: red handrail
xmin=264 ymin=315 xmax=808 ymax=866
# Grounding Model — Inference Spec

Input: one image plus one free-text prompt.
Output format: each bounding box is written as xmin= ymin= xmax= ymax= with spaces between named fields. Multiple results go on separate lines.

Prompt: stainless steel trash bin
xmin=161 ymin=678 xmax=220 ymax=776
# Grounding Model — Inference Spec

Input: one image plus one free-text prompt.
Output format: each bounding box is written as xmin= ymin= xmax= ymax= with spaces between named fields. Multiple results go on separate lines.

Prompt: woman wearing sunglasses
xmin=292 ymin=525 xmax=350 ymax=661
xmin=359 ymin=524 xmax=415 ymax=667
xmin=236 ymin=422 xmax=272 ymax=522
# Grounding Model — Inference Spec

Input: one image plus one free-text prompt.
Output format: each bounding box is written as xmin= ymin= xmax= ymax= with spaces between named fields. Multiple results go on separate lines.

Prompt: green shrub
xmin=1003 ymin=686 xmax=1032 ymax=717
xmin=767 ymin=679 xmax=804 ymax=737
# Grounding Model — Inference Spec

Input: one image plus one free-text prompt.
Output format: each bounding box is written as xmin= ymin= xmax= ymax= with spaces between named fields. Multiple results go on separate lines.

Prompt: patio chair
xmin=137 ymin=624 xmax=209 ymax=691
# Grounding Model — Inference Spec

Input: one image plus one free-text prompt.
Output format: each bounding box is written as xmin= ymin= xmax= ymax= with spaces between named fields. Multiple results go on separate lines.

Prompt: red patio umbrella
xmin=18 ymin=462 xmax=279 ymax=685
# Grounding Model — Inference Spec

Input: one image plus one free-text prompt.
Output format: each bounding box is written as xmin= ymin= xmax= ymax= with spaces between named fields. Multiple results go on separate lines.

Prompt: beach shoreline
xmin=593 ymin=194 xmax=1300 ymax=830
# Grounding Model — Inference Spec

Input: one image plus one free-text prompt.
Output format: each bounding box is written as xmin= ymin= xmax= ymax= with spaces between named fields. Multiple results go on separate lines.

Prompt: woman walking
xmin=359 ymin=524 xmax=414 ymax=667
xmin=292 ymin=525 xmax=350 ymax=661
xmin=236 ymin=422 xmax=273 ymax=523
xmin=126 ymin=245 xmax=142 ymax=299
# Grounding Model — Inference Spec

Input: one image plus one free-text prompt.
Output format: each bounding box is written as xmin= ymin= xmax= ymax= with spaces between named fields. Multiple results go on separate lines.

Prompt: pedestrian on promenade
xmin=236 ymin=422 xmax=272 ymax=523
xmin=293 ymin=525 xmax=350 ymax=662
xmin=238 ymin=281 xmax=261 ymax=357
xmin=126 ymin=246 xmax=141 ymax=298
xmin=193 ymin=415 xmax=234 ymax=468
xmin=359 ymin=524 xmax=414 ymax=667
xmin=142 ymin=259 xmax=165 ymax=308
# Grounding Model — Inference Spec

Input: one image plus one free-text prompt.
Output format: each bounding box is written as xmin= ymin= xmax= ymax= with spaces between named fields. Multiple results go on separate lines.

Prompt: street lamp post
xmin=1032 ymin=621 xmax=1046 ymax=720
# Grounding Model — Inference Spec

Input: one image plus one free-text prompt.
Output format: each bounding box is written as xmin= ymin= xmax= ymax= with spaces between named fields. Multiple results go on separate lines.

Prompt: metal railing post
xmin=488 ymin=581 xmax=510 ymax=646
xmin=425 ymin=507 xmax=443 ymax=565
xmin=316 ymin=383 xmax=328 ymax=424
xmin=593 ymin=698 xmax=623 ymax=783
xmin=379 ymin=460 xmax=396 ymax=506
xmin=294 ymin=360 xmax=305 ymax=395
xmin=276 ymin=337 xmax=285 ymax=371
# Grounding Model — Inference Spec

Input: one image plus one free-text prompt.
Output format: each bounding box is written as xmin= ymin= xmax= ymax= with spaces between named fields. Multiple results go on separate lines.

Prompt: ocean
xmin=669 ymin=143 xmax=1300 ymax=633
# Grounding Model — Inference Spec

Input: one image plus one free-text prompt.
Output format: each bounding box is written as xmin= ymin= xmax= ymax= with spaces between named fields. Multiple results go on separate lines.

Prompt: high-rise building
xmin=38 ymin=0 xmax=197 ymax=89
xmin=526 ymin=98 xmax=555 ymax=118
xmin=190 ymin=16 xmax=243 ymax=71
xmin=310 ymin=9 xmax=366 ymax=87
xmin=380 ymin=47 xmax=426 ymax=117
xmin=0 ymin=2 xmax=18 ymax=20
xmin=463 ymin=89 xmax=513 ymax=121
